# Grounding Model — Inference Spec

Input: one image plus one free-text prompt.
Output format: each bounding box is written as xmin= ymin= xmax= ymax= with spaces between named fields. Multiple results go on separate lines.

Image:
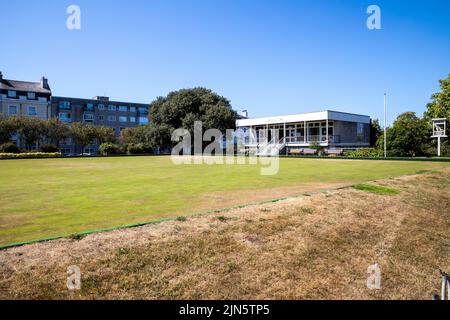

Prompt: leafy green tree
xmin=15 ymin=117 xmax=46 ymax=151
xmin=70 ymin=122 xmax=97 ymax=154
xmin=0 ymin=116 xmax=18 ymax=144
xmin=43 ymin=118 xmax=70 ymax=146
xmin=370 ymin=118 xmax=382 ymax=147
xmin=384 ymin=112 xmax=430 ymax=157
xmin=120 ymin=125 xmax=150 ymax=145
xmin=147 ymin=123 xmax=172 ymax=151
xmin=148 ymin=88 xmax=238 ymax=149
xmin=423 ymin=74 xmax=450 ymax=156
xmin=99 ymin=142 xmax=122 ymax=155
xmin=424 ymin=74 xmax=450 ymax=136
xmin=95 ymin=126 xmax=116 ymax=145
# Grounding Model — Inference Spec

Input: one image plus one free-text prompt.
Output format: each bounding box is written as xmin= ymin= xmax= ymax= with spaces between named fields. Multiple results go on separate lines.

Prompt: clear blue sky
xmin=1 ymin=0 xmax=449 ymax=124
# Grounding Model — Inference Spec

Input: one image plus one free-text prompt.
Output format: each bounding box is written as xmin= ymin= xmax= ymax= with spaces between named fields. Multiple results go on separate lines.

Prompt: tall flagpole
xmin=384 ymin=93 xmax=387 ymax=158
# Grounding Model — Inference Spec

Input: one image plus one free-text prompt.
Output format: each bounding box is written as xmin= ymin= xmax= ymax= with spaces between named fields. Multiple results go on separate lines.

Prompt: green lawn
xmin=0 ymin=156 xmax=448 ymax=246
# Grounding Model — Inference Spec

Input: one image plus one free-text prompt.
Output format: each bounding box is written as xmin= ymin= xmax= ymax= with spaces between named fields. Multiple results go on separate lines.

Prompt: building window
xmin=98 ymin=115 xmax=104 ymax=121
xmin=108 ymin=105 xmax=116 ymax=111
xmin=98 ymin=104 xmax=105 ymax=110
xmin=59 ymin=112 xmax=71 ymax=122
xmin=27 ymin=92 xmax=36 ymax=100
xmin=138 ymin=117 xmax=148 ymax=125
xmin=27 ymin=106 xmax=37 ymax=116
xmin=129 ymin=116 xmax=136 ymax=123
xmin=138 ymin=107 xmax=148 ymax=114
xmin=83 ymin=114 xmax=94 ymax=122
xmin=83 ymin=147 xmax=96 ymax=155
xmin=357 ymin=123 xmax=364 ymax=141
xmin=8 ymin=105 xmax=17 ymax=115
xmin=59 ymin=101 xmax=71 ymax=109
xmin=85 ymin=103 xmax=94 ymax=111
xmin=7 ymin=90 xmax=16 ymax=98
xmin=108 ymin=115 xmax=116 ymax=122
xmin=130 ymin=106 xmax=136 ymax=112
xmin=119 ymin=116 xmax=128 ymax=122
xmin=119 ymin=106 xmax=128 ymax=112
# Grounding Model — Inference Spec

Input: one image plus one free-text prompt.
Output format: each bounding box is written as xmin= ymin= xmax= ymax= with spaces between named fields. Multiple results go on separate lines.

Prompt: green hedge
xmin=344 ymin=148 xmax=382 ymax=158
xmin=0 ymin=152 xmax=62 ymax=159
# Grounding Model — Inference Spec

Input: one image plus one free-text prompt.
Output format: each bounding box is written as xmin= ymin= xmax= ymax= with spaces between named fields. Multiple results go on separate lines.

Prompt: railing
xmin=256 ymin=137 xmax=286 ymax=156
xmin=285 ymin=135 xmax=341 ymax=144
xmin=246 ymin=135 xmax=342 ymax=145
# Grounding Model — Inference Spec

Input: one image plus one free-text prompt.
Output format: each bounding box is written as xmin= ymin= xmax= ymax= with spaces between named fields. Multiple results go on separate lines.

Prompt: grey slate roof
xmin=0 ymin=79 xmax=51 ymax=94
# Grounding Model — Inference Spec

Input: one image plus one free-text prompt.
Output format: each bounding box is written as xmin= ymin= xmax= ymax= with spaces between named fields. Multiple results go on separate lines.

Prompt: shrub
xmin=40 ymin=144 xmax=59 ymax=153
xmin=0 ymin=142 xmax=20 ymax=153
xmin=0 ymin=152 xmax=61 ymax=159
xmin=127 ymin=143 xmax=146 ymax=155
xmin=344 ymin=148 xmax=381 ymax=158
xmin=99 ymin=143 xmax=122 ymax=155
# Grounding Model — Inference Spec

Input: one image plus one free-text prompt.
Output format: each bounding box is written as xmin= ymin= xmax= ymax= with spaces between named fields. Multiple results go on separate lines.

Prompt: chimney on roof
xmin=238 ymin=110 xmax=248 ymax=118
xmin=40 ymin=76 xmax=49 ymax=89
xmin=93 ymin=96 xmax=109 ymax=101
xmin=0 ymin=71 xmax=3 ymax=81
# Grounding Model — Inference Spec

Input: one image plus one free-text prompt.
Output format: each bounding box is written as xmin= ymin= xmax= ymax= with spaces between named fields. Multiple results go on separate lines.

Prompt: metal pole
xmin=438 ymin=137 xmax=441 ymax=157
xmin=384 ymin=93 xmax=387 ymax=158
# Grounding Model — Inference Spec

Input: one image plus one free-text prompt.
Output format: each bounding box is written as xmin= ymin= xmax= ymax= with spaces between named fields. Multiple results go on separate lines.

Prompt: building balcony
xmin=244 ymin=135 xmax=341 ymax=145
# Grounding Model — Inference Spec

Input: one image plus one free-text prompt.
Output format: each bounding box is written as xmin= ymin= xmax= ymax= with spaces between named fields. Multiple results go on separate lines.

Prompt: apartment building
xmin=50 ymin=96 xmax=150 ymax=154
xmin=0 ymin=72 xmax=52 ymax=147
xmin=0 ymin=72 xmax=51 ymax=120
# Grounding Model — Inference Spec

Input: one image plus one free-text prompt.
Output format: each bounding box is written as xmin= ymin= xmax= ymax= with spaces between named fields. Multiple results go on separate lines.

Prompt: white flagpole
xmin=384 ymin=93 xmax=387 ymax=158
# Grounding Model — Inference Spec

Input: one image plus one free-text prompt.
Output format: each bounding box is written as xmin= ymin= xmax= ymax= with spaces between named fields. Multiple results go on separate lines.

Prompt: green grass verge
xmin=352 ymin=184 xmax=400 ymax=195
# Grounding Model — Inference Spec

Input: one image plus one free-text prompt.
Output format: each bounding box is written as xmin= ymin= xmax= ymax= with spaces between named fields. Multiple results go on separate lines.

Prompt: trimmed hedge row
xmin=344 ymin=148 xmax=382 ymax=158
xmin=0 ymin=152 xmax=62 ymax=159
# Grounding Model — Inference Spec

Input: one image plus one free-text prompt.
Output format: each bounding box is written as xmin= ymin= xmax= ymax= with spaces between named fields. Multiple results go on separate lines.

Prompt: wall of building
xmin=50 ymin=96 xmax=150 ymax=154
xmin=0 ymin=98 xmax=50 ymax=120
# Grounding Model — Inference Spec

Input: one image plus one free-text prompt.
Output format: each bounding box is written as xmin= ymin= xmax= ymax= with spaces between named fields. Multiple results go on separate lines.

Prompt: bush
xmin=127 ymin=143 xmax=146 ymax=155
xmin=0 ymin=152 xmax=61 ymax=159
xmin=40 ymin=144 xmax=59 ymax=153
xmin=344 ymin=148 xmax=382 ymax=158
xmin=0 ymin=142 xmax=20 ymax=153
xmin=99 ymin=143 xmax=122 ymax=155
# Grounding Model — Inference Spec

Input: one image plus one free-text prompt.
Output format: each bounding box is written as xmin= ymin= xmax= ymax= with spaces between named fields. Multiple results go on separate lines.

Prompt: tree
xmin=99 ymin=142 xmax=122 ymax=155
xmin=148 ymin=88 xmax=238 ymax=150
xmin=424 ymin=74 xmax=450 ymax=136
xmin=423 ymin=74 xmax=450 ymax=156
xmin=147 ymin=123 xmax=172 ymax=151
xmin=95 ymin=126 xmax=116 ymax=145
xmin=70 ymin=122 xmax=97 ymax=154
xmin=43 ymin=118 xmax=70 ymax=146
xmin=370 ymin=119 xmax=382 ymax=147
xmin=120 ymin=125 xmax=150 ymax=145
xmin=0 ymin=116 xmax=18 ymax=144
xmin=384 ymin=112 xmax=429 ymax=157
xmin=15 ymin=117 xmax=46 ymax=151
